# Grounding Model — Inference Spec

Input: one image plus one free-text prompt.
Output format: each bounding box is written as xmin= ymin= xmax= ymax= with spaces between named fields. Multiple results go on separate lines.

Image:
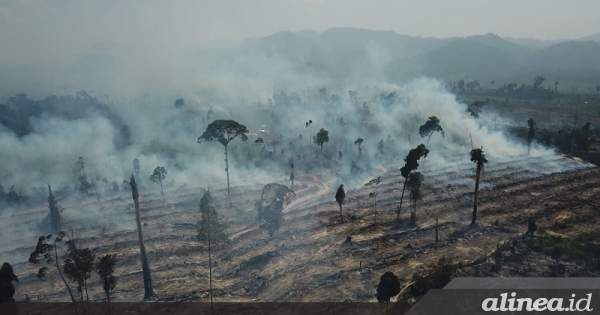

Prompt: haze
xmin=1 ymin=0 xmax=599 ymax=65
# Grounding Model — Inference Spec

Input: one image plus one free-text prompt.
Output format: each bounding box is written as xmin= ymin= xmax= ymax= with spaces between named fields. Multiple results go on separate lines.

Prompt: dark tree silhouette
xmin=0 ymin=183 xmax=5 ymax=202
xmin=289 ymin=156 xmax=295 ymax=189
xmin=314 ymin=128 xmax=330 ymax=153
xmin=365 ymin=177 xmax=382 ymax=222
xmin=77 ymin=157 xmax=89 ymax=195
xmin=407 ymin=172 xmax=424 ymax=225
xmin=533 ymin=76 xmax=545 ymax=90
xmin=335 ymin=184 xmax=346 ymax=217
xmin=470 ymin=148 xmax=488 ymax=226
xmin=398 ymin=144 xmax=429 ymax=221
xmin=198 ymin=120 xmax=249 ymax=201
xmin=527 ymin=118 xmax=535 ymax=155
xmin=96 ymin=254 xmax=116 ymax=313
xmin=419 ymin=116 xmax=444 ymax=145
xmin=354 ymin=138 xmax=364 ymax=157
xmin=174 ymin=98 xmax=185 ymax=108
xmin=0 ymin=262 xmax=18 ymax=302
xmin=256 ymin=184 xmax=295 ymax=252
xmin=376 ymin=271 xmax=400 ymax=304
xmin=63 ymin=242 xmax=95 ymax=312
xmin=466 ymin=101 xmax=485 ymax=119
xmin=129 ymin=175 xmax=154 ymax=299
xmin=48 ymin=185 xmax=61 ymax=235
xmin=149 ymin=166 xmax=167 ymax=206
xmin=29 ymin=233 xmax=78 ymax=311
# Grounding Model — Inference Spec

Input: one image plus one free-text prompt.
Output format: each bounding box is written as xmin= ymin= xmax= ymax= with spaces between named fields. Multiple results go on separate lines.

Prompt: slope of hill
xmin=508 ymin=41 xmax=600 ymax=88
xmin=386 ymin=39 xmax=519 ymax=82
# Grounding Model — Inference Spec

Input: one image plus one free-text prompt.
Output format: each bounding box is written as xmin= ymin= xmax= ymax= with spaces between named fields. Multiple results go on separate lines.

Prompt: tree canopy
xmin=419 ymin=116 xmax=444 ymax=143
xmin=314 ymin=128 xmax=330 ymax=152
xmin=400 ymin=144 xmax=429 ymax=179
xmin=198 ymin=120 xmax=249 ymax=147
xmin=466 ymin=101 xmax=485 ymax=119
xmin=470 ymin=148 xmax=488 ymax=167
xmin=376 ymin=271 xmax=400 ymax=303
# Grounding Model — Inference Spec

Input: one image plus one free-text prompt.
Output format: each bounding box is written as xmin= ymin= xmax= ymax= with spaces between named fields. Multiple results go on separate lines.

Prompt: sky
xmin=1 ymin=0 xmax=599 ymax=65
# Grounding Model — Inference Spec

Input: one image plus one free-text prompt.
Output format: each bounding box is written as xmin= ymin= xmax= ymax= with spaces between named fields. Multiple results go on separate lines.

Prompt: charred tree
xmin=335 ymin=184 xmax=346 ymax=217
xmin=129 ymin=175 xmax=154 ymax=299
xmin=48 ymin=185 xmax=61 ymax=235
xmin=470 ymin=148 xmax=488 ymax=226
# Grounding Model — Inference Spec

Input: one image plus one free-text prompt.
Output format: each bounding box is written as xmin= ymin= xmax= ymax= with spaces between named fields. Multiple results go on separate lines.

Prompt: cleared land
xmin=3 ymin=153 xmax=598 ymax=302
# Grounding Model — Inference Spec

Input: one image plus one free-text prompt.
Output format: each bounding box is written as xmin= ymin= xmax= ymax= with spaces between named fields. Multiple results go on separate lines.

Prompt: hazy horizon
xmin=1 ymin=0 xmax=599 ymax=66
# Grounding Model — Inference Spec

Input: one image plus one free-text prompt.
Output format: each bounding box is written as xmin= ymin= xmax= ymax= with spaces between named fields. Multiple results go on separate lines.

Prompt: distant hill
xmin=508 ymin=41 xmax=600 ymax=88
xmin=466 ymin=33 xmax=531 ymax=59
xmin=2 ymin=27 xmax=600 ymax=98
xmin=386 ymin=39 xmax=519 ymax=82
xmin=580 ymin=33 xmax=600 ymax=43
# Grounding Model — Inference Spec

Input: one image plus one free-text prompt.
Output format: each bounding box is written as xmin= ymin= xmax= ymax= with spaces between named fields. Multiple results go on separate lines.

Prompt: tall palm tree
xmin=470 ymin=148 xmax=488 ymax=226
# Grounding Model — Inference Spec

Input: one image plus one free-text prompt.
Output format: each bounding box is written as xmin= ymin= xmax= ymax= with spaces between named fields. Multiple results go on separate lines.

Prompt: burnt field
xmin=3 ymin=152 xmax=597 ymax=303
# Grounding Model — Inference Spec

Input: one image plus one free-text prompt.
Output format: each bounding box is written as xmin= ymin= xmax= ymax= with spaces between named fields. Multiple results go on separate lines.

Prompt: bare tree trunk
xmin=471 ymin=164 xmax=481 ymax=226
xmin=55 ymin=242 xmax=78 ymax=315
xmin=130 ymin=175 xmax=154 ymax=299
xmin=225 ymin=144 xmax=231 ymax=202
xmin=435 ymin=217 xmax=439 ymax=243
xmin=374 ymin=193 xmax=377 ymax=224
xmin=207 ymin=211 xmax=213 ymax=315
xmin=160 ymin=179 xmax=164 ymax=207
xmin=84 ymin=279 xmax=90 ymax=315
xmin=397 ymin=179 xmax=407 ymax=221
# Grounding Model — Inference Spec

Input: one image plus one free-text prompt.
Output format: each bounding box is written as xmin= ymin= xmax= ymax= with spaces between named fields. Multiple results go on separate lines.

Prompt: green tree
xmin=63 ymin=240 xmax=95 ymax=313
xmin=335 ymin=184 xmax=346 ymax=217
xmin=419 ymin=116 xmax=444 ymax=145
xmin=470 ymin=148 xmax=488 ymax=226
xmin=527 ymin=118 xmax=535 ymax=155
xmin=96 ymin=255 xmax=116 ymax=312
xmin=198 ymin=120 xmax=249 ymax=201
xmin=397 ymin=144 xmax=429 ymax=221
xmin=29 ymin=233 xmax=78 ymax=312
xmin=149 ymin=166 xmax=167 ymax=206
xmin=314 ymin=128 xmax=330 ymax=153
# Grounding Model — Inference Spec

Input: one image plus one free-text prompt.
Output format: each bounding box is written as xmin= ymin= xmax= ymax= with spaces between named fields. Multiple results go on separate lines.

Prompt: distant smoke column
xmin=129 ymin=175 xmax=155 ymax=299
xmin=48 ymin=185 xmax=61 ymax=234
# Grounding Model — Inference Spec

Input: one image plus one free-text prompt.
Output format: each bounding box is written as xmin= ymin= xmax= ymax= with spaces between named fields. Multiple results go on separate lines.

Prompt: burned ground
xmin=2 ymin=154 xmax=598 ymax=303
